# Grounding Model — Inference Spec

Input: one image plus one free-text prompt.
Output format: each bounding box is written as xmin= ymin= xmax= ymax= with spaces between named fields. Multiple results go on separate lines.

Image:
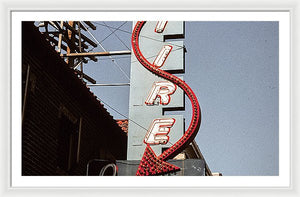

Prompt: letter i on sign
xmin=153 ymin=45 xmax=173 ymax=68
xmin=155 ymin=21 xmax=168 ymax=33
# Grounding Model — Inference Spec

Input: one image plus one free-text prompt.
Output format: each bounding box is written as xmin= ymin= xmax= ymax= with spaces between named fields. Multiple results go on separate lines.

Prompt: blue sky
xmin=83 ymin=21 xmax=279 ymax=176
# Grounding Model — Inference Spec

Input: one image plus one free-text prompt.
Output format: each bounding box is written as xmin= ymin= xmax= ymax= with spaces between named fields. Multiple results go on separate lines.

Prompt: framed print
xmin=1 ymin=0 xmax=299 ymax=196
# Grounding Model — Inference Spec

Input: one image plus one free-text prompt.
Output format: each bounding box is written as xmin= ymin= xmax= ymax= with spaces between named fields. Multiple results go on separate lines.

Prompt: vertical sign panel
xmin=127 ymin=21 xmax=185 ymax=160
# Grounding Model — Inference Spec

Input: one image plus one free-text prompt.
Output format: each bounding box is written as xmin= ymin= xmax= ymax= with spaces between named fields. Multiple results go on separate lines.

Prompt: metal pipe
xmin=83 ymin=21 xmax=96 ymax=30
xmin=80 ymin=22 xmax=130 ymax=81
xmin=87 ymin=83 xmax=130 ymax=87
xmin=61 ymin=50 xmax=131 ymax=57
xmin=99 ymin=163 xmax=117 ymax=176
xmin=86 ymin=159 xmax=110 ymax=176
xmin=57 ymin=21 xmax=64 ymax=53
xmin=22 ymin=65 xmax=30 ymax=124
xmin=77 ymin=21 xmax=83 ymax=79
xmin=76 ymin=117 xmax=83 ymax=163
xmin=74 ymin=69 xmax=96 ymax=84
xmin=64 ymin=22 xmax=97 ymax=47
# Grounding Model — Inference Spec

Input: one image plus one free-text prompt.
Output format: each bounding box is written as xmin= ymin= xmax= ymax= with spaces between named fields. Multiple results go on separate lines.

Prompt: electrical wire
xmin=103 ymin=21 xmax=131 ymax=50
xmin=38 ymin=21 xmax=178 ymax=146
xmin=80 ymin=22 xmax=149 ymax=132
xmin=83 ymin=22 xmax=179 ymax=146
xmin=81 ymin=22 xmax=130 ymax=81
xmin=97 ymin=46 xmax=184 ymax=63
xmin=93 ymin=21 xmax=185 ymax=49
xmin=97 ymin=97 xmax=149 ymax=132
xmin=96 ymin=96 xmax=175 ymax=146
xmin=83 ymin=22 xmax=185 ymax=70
xmin=100 ymin=21 xmax=128 ymax=44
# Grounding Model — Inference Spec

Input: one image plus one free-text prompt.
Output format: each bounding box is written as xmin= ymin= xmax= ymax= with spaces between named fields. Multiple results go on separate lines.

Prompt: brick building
xmin=22 ymin=22 xmax=127 ymax=175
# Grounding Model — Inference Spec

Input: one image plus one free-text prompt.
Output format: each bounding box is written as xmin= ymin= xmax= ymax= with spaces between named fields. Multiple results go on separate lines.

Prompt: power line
xmin=93 ymin=22 xmax=185 ymax=49
xmin=97 ymin=46 xmax=184 ymax=64
xmin=102 ymin=21 xmax=130 ymax=50
xmin=93 ymin=21 xmax=132 ymax=34
xmin=97 ymin=97 xmax=149 ymax=132
xmin=97 ymin=97 xmax=174 ymax=146
xmin=84 ymin=22 xmax=181 ymax=142
xmin=81 ymin=22 xmax=130 ymax=81
xmin=100 ymin=21 xmax=128 ymax=44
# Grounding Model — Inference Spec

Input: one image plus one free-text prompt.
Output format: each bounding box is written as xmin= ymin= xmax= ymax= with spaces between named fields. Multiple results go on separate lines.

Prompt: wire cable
xmin=96 ymin=97 xmax=148 ymax=132
xmin=100 ymin=21 xmax=128 ymax=44
xmin=97 ymin=46 xmax=184 ymax=64
xmin=93 ymin=22 xmax=185 ymax=49
xmin=102 ymin=21 xmax=131 ymax=50
xmin=81 ymin=22 xmax=130 ymax=81
xmin=96 ymin=97 xmax=175 ymax=146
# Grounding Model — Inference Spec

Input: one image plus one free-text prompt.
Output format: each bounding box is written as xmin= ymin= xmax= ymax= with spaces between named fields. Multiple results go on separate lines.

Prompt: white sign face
xmin=144 ymin=118 xmax=175 ymax=145
xmin=145 ymin=81 xmax=177 ymax=105
xmin=153 ymin=45 xmax=173 ymax=68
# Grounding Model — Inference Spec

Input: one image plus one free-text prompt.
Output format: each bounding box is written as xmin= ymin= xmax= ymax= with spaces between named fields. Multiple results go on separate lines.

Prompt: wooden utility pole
xmin=77 ymin=21 xmax=83 ymax=79
xmin=37 ymin=21 xmax=131 ymax=84
xmin=38 ymin=21 xmax=99 ymax=83
xmin=66 ymin=21 xmax=74 ymax=67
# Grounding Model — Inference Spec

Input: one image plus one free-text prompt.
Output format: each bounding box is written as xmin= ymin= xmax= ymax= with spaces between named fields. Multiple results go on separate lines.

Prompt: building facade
xmin=22 ymin=22 xmax=127 ymax=175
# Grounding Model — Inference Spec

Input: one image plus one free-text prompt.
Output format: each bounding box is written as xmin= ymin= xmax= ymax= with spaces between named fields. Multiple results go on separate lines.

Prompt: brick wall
xmin=22 ymin=22 xmax=127 ymax=176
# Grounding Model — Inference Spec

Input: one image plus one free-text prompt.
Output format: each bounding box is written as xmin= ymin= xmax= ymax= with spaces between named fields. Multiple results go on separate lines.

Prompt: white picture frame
xmin=1 ymin=0 xmax=298 ymax=196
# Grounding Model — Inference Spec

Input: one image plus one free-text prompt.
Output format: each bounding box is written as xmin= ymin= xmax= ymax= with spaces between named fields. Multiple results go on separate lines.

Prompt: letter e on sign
xmin=144 ymin=118 xmax=176 ymax=145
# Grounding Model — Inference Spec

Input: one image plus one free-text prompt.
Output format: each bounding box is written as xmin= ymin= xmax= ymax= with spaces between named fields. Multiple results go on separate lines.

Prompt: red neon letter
xmin=144 ymin=118 xmax=175 ymax=145
xmin=145 ymin=81 xmax=176 ymax=105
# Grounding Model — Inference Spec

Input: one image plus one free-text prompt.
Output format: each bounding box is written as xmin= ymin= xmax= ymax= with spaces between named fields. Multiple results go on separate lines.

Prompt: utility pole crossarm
xmin=63 ymin=22 xmax=97 ymax=47
xmin=61 ymin=50 xmax=131 ymax=57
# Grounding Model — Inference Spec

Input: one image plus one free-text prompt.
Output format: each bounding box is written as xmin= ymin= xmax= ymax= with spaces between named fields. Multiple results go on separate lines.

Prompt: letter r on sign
xmin=145 ymin=81 xmax=176 ymax=105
